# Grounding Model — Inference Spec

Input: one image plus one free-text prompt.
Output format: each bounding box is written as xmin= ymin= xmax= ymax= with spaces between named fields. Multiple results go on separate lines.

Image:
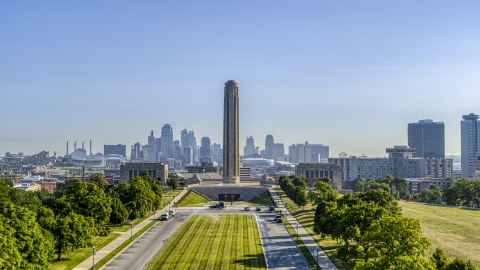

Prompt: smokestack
xmin=90 ymin=140 xmax=92 ymax=155
xmin=67 ymin=141 xmax=69 ymax=156
xmin=74 ymin=141 xmax=77 ymax=151
xmin=82 ymin=141 xmax=84 ymax=150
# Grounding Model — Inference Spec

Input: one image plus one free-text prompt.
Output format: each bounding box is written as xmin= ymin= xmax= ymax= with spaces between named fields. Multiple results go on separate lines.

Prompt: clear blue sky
xmin=1 ymin=1 xmax=479 ymax=157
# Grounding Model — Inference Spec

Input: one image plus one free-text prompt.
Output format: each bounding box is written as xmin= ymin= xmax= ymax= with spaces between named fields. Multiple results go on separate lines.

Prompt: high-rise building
xmin=244 ymin=136 xmax=256 ymax=156
xmin=288 ymin=142 xmax=311 ymax=163
xmin=211 ymin=143 xmax=222 ymax=163
xmin=310 ymin=144 xmax=329 ymax=163
xmin=147 ymin=130 xmax=156 ymax=162
xmin=223 ymin=80 xmax=240 ymax=184
xmin=264 ymin=135 xmax=275 ymax=159
xmin=184 ymin=147 xmax=193 ymax=166
xmin=130 ymin=142 xmax=142 ymax=161
xmin=201 ymin=137 xmax=211 ymax=158
xmin=408 ymin=119 xmax=445 ymax=158
xmin=188 ymin=131 xmax=196 ymax=147
xmin=274 ymin=143 xmax=285 ymax=161
xmin=180 ymin=129 xmax=189 ymax=150
xmin=461 ymin=113 xmax=480 ymax=179
xmin=161 ymin=124 xmax=174 ymax=158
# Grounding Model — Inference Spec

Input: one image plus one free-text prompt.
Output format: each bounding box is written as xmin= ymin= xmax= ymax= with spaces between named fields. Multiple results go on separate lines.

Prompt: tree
xmin=296 ymin=188 xmax=308 ymax=210
xmin=431 ymin=248 xmax=449 ymax=270
xmin=109 ymin=197 xmax=128 ymax=226
xmin=444 ymin=258 xmax=476 ymax=270
xmin=0 ymin=201 xmax=54 ymax=268
xmin=120 ymin=176 xmax=157 ymax=220
xmin=308 ymin=180 xmax=339 ymax=205
xmin=167 ymin=177 xmax=179 ymax=190
xmin=53 ymin=212 xmax=95 ymax=260
xmin=56 ymin=181 xmax=112 ymax=226
xmin=314 ymin=200 xmax=339 ymax=238
xmin=392 ymin=177 xmax=408 ymax=193
xmin=355 ymin=216 xmax=432 ymax=269
xmin=90 ymin=173 xmax=108 ymax=190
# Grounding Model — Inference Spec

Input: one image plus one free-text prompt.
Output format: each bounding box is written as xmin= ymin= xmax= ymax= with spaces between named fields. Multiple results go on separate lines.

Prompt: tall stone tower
xmin=223 ymin=80 xmax=240 ymax=184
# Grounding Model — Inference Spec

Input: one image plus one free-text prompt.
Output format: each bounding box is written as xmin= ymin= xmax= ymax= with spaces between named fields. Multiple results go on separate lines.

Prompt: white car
xmin=244 ymin=206 xmax=251 ymax=211
xmin=168 ymin=210 xmax=176 ymax=217
xmin=161 ymin=212 xmax=170 ymax=221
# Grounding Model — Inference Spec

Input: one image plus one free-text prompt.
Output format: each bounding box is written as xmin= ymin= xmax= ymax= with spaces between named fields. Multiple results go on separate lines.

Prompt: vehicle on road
xmin=268 ymin=206 xmax=275 ymax=212
xmin=160 ymin=212 xmax=170 ymax=221
xmin=274 ymin=215 xmax=281 ymax=221
xmin=244 ymin=206 xmax=251 ymax=211
xmin=209 ymin=204 xmax=224 ymax=209
xmin=256 ymin=206 xmax=261 ymax=211
xmin=276 ymin=217 xmax=283 ymax=223
xmin=168 ymin=210 xmax=176 ymax=217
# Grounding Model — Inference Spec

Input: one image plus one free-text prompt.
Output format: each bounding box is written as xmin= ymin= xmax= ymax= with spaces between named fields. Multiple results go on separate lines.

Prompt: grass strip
xmin=93 ymin=220 xmax=159 ymax=269
xmin=206 ymin=215 xmax=228 ymax=269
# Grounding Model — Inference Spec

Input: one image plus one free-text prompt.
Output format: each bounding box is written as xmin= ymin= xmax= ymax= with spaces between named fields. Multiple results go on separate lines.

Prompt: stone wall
xmin=191 ymin=185 xmax=268 ymax=201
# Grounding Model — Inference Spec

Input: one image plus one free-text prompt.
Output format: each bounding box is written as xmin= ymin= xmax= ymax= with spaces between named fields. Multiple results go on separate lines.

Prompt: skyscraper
xmin=223 ymin=80 xmax=240 ymax=184
xmin=147 ymin=130 xmax=156 ymax=162
xmin=408 ymin=119 xmax=445 ymax=158
xmin=201 ymin=137 xmax=211 ymax=158
xmin=264 ymin=135 xmax=275 ymax=159
xmin=180 ymin=129 xmax=189 ymax=151
xmin=461 ymin=113 xmax=480 ymax=179
xmin=244 ymin=136 xmax=256 ymax=156
xmin=161 ymin=124 xmax=174 ymax=158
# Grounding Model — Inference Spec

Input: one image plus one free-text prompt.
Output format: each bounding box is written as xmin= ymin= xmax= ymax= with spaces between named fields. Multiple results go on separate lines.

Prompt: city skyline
xmin=2 ymin=1 xmax=480 ymax=157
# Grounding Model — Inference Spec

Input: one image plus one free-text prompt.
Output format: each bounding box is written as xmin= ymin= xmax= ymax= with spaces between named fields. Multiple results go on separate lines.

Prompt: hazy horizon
xmin=2 ymin=1 xmax=479 ymax=157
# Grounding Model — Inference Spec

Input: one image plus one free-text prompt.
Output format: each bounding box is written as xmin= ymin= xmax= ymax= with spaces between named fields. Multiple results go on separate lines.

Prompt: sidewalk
xmin=73 ymin=189 xmax=189 ymax=270
xmin=270 ymin=189 xmax=338 ymax=270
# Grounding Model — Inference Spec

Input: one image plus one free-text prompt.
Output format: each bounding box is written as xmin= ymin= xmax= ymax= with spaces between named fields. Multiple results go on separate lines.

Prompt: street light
xmin=130 ymin=221 xmax=134 ymax=240
xmin=315 ymin=247 xmax=319 ymax=270
xmin=296 ymin=222 xmax=299 ymax=240
xmin=92 ymin=246 xmax=96 ymax=270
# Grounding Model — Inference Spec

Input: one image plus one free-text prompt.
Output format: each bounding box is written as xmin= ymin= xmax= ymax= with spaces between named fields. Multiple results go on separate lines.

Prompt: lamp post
xmin=296 ymin=222 xmax=299 ymax=240
xmin=92 ymin=246 xmax=96 ymax=270
xmin=315 ymin=247 xmax=319 ymax=270
xmin=130 ymin=221 xmax=134 ymax=240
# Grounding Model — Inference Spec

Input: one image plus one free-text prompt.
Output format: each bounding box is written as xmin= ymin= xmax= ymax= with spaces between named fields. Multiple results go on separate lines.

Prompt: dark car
xmin=209 ymin=204 xmax=224 ymax=209
xmin=274 ymin=215 xmax=281 ymax=221
xmin=276 ymin=217 xmax=283 ymax=223
xmin=255 ymin=206 xmax=261 ymax=211
xmin=268 ymin=206 xmax=275 ymax=212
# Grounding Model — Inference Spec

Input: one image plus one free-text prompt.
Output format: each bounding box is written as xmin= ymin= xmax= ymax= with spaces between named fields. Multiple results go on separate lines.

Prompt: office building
xmin=120 ymin=162 xmax=168 ymax=183
xmin=329 ymin=145 xmax=453 ymax=187
xmin=264 ymin=135 xmax=275 ymax=159
xmin=408 ymin=119 xmax=445 ymax=158
xmin=461 ymin=113 xmax=480 ymax=179
xmin=161 ymin=124 xmax=174 ymax=158
xmin=201 ymin=137 xmax=211 ymax=158
xmin=147 ymin=130 xmax=156 ymax=162
xmin=295 ymin=163 xmax=342 ymax=190
xmin=288 ymin=142 xmax=311 ymax=164
xmin=274 ymin=143 xmax=285 ymax=161
xmin=244 ymin=136 xmax=256 ymax=156
xmin=310 ymin=144 xmax=329 ymax=163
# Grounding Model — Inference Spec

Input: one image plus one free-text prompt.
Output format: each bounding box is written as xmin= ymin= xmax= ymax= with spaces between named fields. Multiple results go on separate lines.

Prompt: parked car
xmin=274 ymin=215 xmax=281 ymax=221
xmin=268 ymin=206 xmax=275 ymax=212
xmin=276 ymin=216 xmax=283 ymax=223
xmin=168 ymin=210 xmax=176 ymax=217
xmin=255 ymin=206 xmax=261 ymax=211
xmin=244 ymin=206 xmax=251 ymax=211
xmin=160 ymin=212 xmax=170 ymax=221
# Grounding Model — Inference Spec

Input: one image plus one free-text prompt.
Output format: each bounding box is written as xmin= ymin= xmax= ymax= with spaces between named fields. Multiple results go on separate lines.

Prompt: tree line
xmin=0 ymin=171 xmax=164 ymax=269
xmin=279 ymin=175 xmax=476 ymax=269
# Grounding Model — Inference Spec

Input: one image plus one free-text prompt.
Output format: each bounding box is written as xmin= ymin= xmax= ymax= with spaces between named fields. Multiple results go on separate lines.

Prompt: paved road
xmin=101 ymin=210 xmax=194 ymax=270
xmin=256 ymin=212 xmax=310 ymax=270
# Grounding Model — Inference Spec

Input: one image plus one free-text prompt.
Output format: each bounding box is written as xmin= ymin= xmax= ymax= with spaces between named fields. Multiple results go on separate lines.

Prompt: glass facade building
xmin=408 ymin=119 xmax=445 ymax=159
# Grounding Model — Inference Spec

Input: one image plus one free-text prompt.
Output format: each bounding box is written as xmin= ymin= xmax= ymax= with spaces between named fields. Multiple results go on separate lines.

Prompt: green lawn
xmin=177 ymin=190 xmax=210 ymax=206
xmin=401 ymin=202 xmax=480 ymax=268
xmin=276 ymin=189 xmax=354 ymax=269
xmin=145 ymin=214 xmax=266 ymax=270
xmin=49 ymin=233 xmax=121 ymax=270
xmin=249 ymin=192 xmax=274 ymax=206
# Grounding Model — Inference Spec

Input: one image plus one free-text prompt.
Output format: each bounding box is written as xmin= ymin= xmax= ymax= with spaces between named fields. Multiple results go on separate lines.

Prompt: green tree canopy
xmin=52 ymin=211 xmax=95 ymax=260
xmin=110 ymin=197 xmax=128 ymax=226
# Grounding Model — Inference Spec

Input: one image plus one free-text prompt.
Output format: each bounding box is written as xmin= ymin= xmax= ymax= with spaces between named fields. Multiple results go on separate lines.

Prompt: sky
xmin=1 ymin=1 xmax=480 ymax=157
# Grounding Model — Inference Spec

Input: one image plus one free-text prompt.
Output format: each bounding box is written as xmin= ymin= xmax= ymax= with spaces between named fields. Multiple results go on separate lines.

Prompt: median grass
xmin=401 ymin=202 xmax=480 ymax=268
xmin=276 ymin=189 xmax=354 ymax=269
xmin=145 ymin=214 xmax=266 ymax=270
xmin=50 ymin=233 xmax=121 ymax=270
